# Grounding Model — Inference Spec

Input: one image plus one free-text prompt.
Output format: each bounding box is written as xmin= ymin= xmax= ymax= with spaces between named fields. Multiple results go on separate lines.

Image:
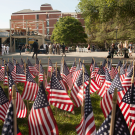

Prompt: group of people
xmin=108 ymin=41 xmax=134 ymax=58
xmin=32 ymin=40 xmax=66 ymax=59
xmin=1 ymin=44 xmax=10 ymax=55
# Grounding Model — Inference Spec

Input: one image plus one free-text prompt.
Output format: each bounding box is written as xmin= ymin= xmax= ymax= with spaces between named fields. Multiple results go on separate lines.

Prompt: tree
xmin=51 ymin=16 xmax=87 ymax=45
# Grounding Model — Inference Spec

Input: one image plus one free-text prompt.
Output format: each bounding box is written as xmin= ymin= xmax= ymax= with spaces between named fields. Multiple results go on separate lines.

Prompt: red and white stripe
xmin=21 ymin=81 xmax=39 ymax=101
xmin=70 ymin=83 xmax=82 ymax=108
xmin=90 ymin=79 xmax=100 ymax=94
xmin=120 ymin=74 xmax=126 ymax=83
xmin=95 ymin=73 xmax=100 ymax=86
xmin=11 ymin=66 xmax=16 ymax=82
xmin=39 ymin=73 xmax=43 ymax=82
xmin=70 ymin=66 xmax=76 ymax=75
xmin=48 ymin=89 xmax=74 ymax=112
xmin=72 ymin=69 xmax=82 ymax=84
xmin=99 ymin=75 xmax=105 ymax=86
xmin=46 ymin=80 xmax=51 ymax=92
xmin=90 ymin=64 xmax=93 ymax=72
xmin=16 ymin=73 xmax=26 ymax=83
xmin=4 ymin=76 xmax=8 ymax=86
xmin=0 ymin=102 xmax=10 ymax=122
xmin=76 ymin=114 xmax=96 ymax=135
xmin=28 ymin=66 xmax=39 ymax=76
xmin=109 ymin=66 xmax=115 ymax=79
xmin=77 ymin=81 xmax=89 ymax=101
xmin=28 ymin=106 xmax=59 ymax=135
xmin=101 ymin=91 xmax=113 ymax=118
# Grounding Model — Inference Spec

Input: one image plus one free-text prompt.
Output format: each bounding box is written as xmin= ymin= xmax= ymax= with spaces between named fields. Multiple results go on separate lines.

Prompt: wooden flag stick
xmin=38 ymin=60 xmax=41 ymax=86
xmin=12 ymin=85 xmax=17 ymax=135
xmin=118 ymin=66 xmax=120 ymax=76
xmin=43 ymin=72 xmax=45 ymax=89
xmin=109 ymin=88 xmax=117 ymax=135
xmin=6 ymin=66 xmax=9 ymax=100
xmin=81 ymin=60 xmax=85 ymax=118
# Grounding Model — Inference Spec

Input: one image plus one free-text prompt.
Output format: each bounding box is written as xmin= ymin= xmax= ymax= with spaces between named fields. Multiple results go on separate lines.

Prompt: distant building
xmin=11 ymin=3 xmax=85 ymax=40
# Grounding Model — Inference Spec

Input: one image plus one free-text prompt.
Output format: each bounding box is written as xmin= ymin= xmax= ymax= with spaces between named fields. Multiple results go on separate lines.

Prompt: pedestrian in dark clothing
xmin=18 ymin=44 xmax=22 ymax=55
xmin=46 ymin=44 xmax=48 ymax=54
xmin=32 ymin=40 xmax=38 ymax=58
xmin=62 ymin=43 xmax=66 ymax=57
xmin=110 ymin=43 xmax=115 ymax=58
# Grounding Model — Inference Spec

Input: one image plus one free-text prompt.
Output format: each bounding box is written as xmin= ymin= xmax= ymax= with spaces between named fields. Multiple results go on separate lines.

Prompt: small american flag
xmin=28 ymin=82 xmax=59 ymax=135
xmin=96 ymin=105 xmax=130 ymax=135
xmin=48 ymin=72 xmax=74 ymax=112
xmin=0 ymin=86 xmax=9 ymax=122
xmin=115 ymin=60 xmax=122 ymax=75
xmin=2 ymin=101 xmax=23 ymax=135
xmin=20 ymin=58 xmax=24 ymax=68
xmin=70 ymin=61 xmax=76 ymax=77
xmin=8 ymin=72 xmax=27 ymax=118
xmin=108 ymin=63 xmax=115 ymax=79
xmin=99 ymin=65 xmax=105 ymax=86
xmin=91 ymin=63 xmax=95 ymax=79
xmin=95 ymin=67 xmax=101 ymax=87
xmin=48 ymin=58 xmax=54 ymax=77
xmin=4 ymin=64 xmax=8 ymax=86
xmin=8 ymin=60 xmax=16 ymax=82
xmin=16 ymin=63 xmax=26 ymax=83
xmin=90 ymin=79 xmax=100 ymax=94
xmin=101 ymin=73 xmax=125 ymax=118
xmin=120 ymin=66 xmax=126 ymax=82
xmin=27 ymin=59 xmax=39 ymax=76
xmin=61 ymin=60 xmax=73 ymax=90
xmin=90 ymin=58 xmax=94 ymax=72
xmin=102 ymin=59 xmax=107 ymax=67
xmin=35 ymin=58 xmax=39 ymax=71
xmin=126 ymin=64 xmax=131 ymax=76
xmin=21 ymin=66 xmax=39 ymax=101
xmin=76 ymin=85 xmax=96 ymax=135
xmin=39 ymin=64 xmax=44 ymax=82
xmin=0 ymin=61 xmax=4 ymax=81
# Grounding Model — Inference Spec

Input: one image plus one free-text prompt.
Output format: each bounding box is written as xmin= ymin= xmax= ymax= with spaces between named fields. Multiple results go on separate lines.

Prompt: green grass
xmin=0 ymin=65 xmax=105 ymax=134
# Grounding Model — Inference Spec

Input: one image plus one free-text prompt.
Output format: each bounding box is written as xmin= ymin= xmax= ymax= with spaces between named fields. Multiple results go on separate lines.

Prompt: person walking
xmin=32 ymin=39 xmax=38 ymax=59
xmin=18 ymin=44 xmax=22 ymax=55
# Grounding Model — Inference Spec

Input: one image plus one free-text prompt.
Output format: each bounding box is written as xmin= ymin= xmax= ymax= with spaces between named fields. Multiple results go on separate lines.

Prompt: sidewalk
xmin=0 ymin=51 xmax=134 ymax=65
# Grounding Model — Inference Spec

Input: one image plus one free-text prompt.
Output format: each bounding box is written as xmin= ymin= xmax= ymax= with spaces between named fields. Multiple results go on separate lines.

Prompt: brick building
xmin=11 ymin=3 xmax=85 ymax=40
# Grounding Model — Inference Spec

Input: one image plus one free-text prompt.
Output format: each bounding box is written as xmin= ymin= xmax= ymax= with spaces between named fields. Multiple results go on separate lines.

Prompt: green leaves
xmin=51 ymin=16 xmax=87 ymax=45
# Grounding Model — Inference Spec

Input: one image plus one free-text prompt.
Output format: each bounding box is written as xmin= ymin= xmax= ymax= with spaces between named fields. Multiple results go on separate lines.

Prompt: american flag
xmin=39 ymin=64 xmax=44 ymax=82
xmin=107 ymin=60 xmax=110 ymax=69
xmin=94 ymin=62 xmax=99 ymax=74
xmin=91 ymin=63 xmax=95 ymax=79
xmin=35 ymin=58 xmax=39 ymax=71
xmin=54 ymin=68 xmax=67 ymax=92
xmin=4 ymin=64 xmax=8 ymax=86
xmin=102 ymin=59 xmax=107 ymax=67
xmin=90 ymin=58 xmax=94 ymax=72
xmin=122 ymin=67 xmax=133 ymax=90
xmin=0 ymin=59 xmax=4 ymax=81
xmin=120 ymin=66 xmax=126 ymax=82
xmin=97 ymin=68 xmax=112 ymax=97
xmin=61 ymin=60 xmax=73 ymax=90
xmin=16 ymin=63 xmax=26 ymax=83
xmin=72 ymin=62 xmax=82 ymax=84
xmin=126 ymin=64 xmax=131 ymax=76
xmin=70 ymin=70 xmax=88 ymax=107
xmin=96 ymin=105 xmax=130 ymax=135
xmin=27 ymin=59 xmax=39 ymax=76
xmin=95 ymin=67 xmax=101 ymax=87
xmin=77 ymin=71 xmax=89 ymax=102
xmin=101 ymin=73 xmax=125 ymax=118
xmin=90 ymin=79 xmax=100 ymax=94
xmin=8 ymin=72 xmax=27 ymax=118
xmin=28 ymin=82 xmax=59 ymax=135
xmin=115 ymin=60 xmax=122 ymax=75
xmin=48 ymin=72 xmax=74 ymax=112
xmin=70 ymin=61 xmax=76 ymax=77
xmin=20 ymin=58 xmax=24 ymax=68
xmin=123 ymin=62 xmax=127 ymax=73
xmin=0 ymin=86 xmax=9 ymax=122
xmin=8 ymin=60 xmax=16 ymax=82
xmin=21 ymin=66 xmax=39 ymax=101
xmin=99 ymin=65 xmax=105 ymax=86
xmin=108 ymin=63 xmax=115 ymax=79
xmin=76 ymin=85 xmax=96 ymax=135
xmin=1 ymin=101 xmax=22 ymax=135
xmin=48 ymin=58 xmax=53 ymax=77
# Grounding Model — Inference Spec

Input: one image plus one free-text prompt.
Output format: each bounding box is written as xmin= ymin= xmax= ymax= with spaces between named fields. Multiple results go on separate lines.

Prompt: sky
xmin=0 ymin=0 xmax=80 ymax=28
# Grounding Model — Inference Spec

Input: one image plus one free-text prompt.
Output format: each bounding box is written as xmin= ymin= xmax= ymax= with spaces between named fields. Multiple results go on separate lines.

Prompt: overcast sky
xmin=0 ymin=0 xmax=80 ymax=28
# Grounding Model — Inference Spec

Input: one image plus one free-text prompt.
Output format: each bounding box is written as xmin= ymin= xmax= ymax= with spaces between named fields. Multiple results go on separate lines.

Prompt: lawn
xmin=0 ymin=65 xmax=105 ymax=134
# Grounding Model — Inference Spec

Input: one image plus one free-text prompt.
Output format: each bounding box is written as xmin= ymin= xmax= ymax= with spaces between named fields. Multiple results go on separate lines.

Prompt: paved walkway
xmin=0 ymin=51 xmax=134 ymax=66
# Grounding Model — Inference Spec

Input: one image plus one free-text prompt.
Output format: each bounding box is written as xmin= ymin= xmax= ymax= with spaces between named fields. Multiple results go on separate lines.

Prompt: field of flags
xmin=0 ymin=56 xmax=134 ymax=134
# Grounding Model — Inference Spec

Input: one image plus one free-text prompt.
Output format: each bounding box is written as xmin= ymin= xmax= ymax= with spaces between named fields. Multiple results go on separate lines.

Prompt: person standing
xmin=87 ymin=44 xmax=91 ymax=53
xmin=6 ymin=45 xmax=9 ymax=55
xmin=18 ymin=44 xmax=22 ymax=55
xmin=32 ymin=39 xmax=38 ymax=59
xmin=110 ymin=43 xmax=115 ymax=58
xmin=62 ymin=43 xmax=66 ymax=57
xmin=3 ymin=44 xmax=6 ymax=55
xmin=1 ymin=44 xmax=4 ymax=55
xmin=46 ymin=44 xmax=48 ymax=54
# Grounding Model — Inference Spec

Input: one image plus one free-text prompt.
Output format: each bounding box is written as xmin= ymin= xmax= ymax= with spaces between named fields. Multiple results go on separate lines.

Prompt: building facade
xmin=11 ymin=3 xmax=85 ymax=40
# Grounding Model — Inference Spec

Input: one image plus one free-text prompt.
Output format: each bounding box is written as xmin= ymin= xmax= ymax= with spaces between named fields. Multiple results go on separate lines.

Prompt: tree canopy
xmin=77 ymin=0 xmax=135 ymax=47
xmin=51 ymin=16 xmax=87 ymax=45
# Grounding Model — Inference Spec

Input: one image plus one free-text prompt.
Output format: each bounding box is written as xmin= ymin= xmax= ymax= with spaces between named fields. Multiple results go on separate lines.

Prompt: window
xmin=47 ymin=28 xmax=49 ymax=35
xmin=47 ymin=20 xmax=49 ymax=27
xmin=37 ymin=14 xmax=39 ymax=20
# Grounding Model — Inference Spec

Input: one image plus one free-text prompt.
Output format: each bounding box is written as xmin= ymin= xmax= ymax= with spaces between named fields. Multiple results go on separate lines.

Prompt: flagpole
xmin=3 ymin=60 xmax=5 ymax=91
xmin=109 ymin=88 xmax=117 ymax=135
xmin=43 ymin=72 xmax=45 ymax=89
xmin=12 ymin=85 xmax=17 ymax=135
xmin=24 ymin=62 xmax=29 ymax=116
xmin=111 ymin=59 xmax=112 ymax=79
xmin=38 ymin=60 xmax=41 ymax=86
xmin=81 ymin=60 xmax=85 ymax=118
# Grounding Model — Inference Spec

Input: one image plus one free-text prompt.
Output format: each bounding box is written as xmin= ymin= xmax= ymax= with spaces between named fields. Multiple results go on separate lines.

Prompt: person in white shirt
xmin=43 ymin=43 xmax=46 ymax=50
xmin=3 ymin=44 xmax=6 ymax=55
xmin=6 ymin=45 xmax=9 ymax=55
xmin=1 ymin=44 xmax=4 ymax=55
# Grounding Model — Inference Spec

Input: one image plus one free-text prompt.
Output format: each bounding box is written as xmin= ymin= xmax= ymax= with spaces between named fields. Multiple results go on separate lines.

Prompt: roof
xmin=41 ymin=3 xmax=51 ymax=6
xmin=12 ymin=9 xmax=61 ymax=14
